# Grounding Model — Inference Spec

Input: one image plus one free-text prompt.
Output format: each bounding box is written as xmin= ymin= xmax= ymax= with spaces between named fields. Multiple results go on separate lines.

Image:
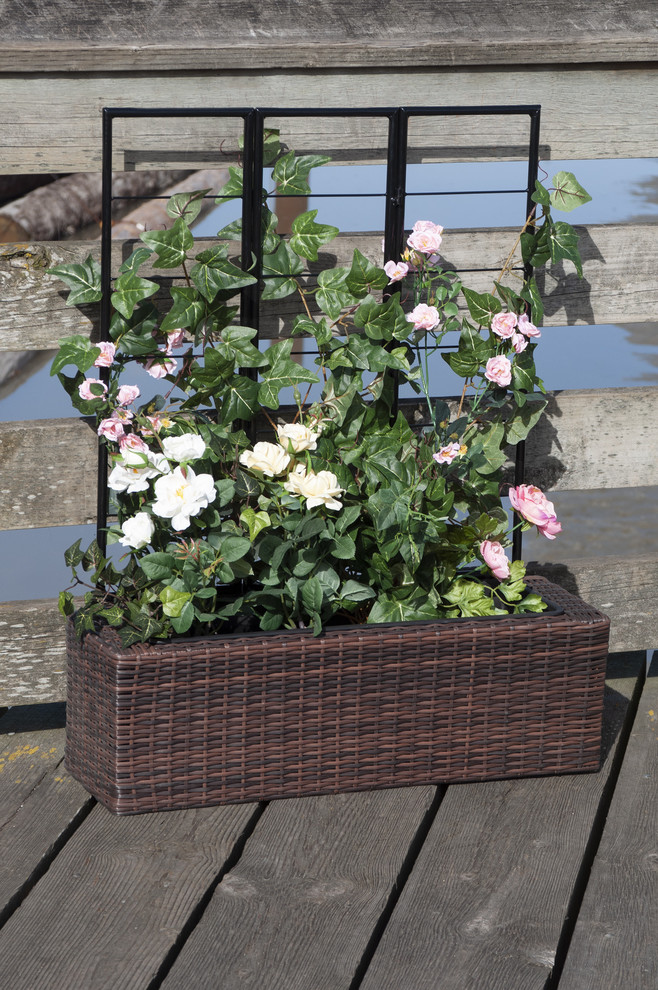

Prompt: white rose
xmin=151 ymin=466 xmax=217 ymax=531
xmin=118 ymin=512 xmax=155 ymax=550
xmin=161 ymin=433 xmax=206 ymax=462
xmin=283 ymin=468 xmax=344 ymax=510
xmin=276 ymin=422 xmax=320 ymax=453
xmin=239 ymin=441 xmax=291 ymax=477
xmin=107 ymin=452 xmax=170 ymax=493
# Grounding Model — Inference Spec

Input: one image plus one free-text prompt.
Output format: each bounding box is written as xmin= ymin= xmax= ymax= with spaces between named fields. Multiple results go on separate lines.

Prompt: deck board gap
xmin=349 ymin=786 xmax=446 ymax=990
xmin=145 ymin=801 xmax=268 ymax=990
xmin=545 ymin=656 xmax=648 ymax=990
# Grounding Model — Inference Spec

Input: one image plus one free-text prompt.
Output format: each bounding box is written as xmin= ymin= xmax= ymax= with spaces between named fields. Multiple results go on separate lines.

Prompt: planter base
xmin=65 ymin=577 xmax=610 ymax=815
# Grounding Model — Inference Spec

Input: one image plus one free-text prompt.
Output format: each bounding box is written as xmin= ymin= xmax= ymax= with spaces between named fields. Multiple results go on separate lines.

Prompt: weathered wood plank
xmin=1 ymin=552 xmax=655 ymax=706
xmin=558 ymin=654 xmax=658 ymax=990
xmin=0 ymin=385 xmax=655 ymax=532
xmin=0 ymin=798 xmax=260 ymax=990
xmin=0 ymin=708 xmax=92 ymax=924
xmin=0 ymin=418 xmax=98 ymax=530
xmin=0 ymin=65 xmax=656 ymax=173
xmin=358 ymin=652 xmax=645 ymax=990
xmin=2 ymin=223 xmax=657 ymax=350
xmin=0 ymin=1 xmax=656 ymax=70
xmin=160 ymin=787 xmax=437 ymax=989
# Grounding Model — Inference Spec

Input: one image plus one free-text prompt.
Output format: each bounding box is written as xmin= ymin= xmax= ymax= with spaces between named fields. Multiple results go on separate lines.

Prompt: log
xmin=0 ymin=170 xmax=192 ymax=242
xmin=109 ymin=168 xmax=229 ymax=239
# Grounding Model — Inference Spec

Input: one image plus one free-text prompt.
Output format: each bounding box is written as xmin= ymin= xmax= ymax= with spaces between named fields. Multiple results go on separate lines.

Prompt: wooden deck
xmin=0 ymin=651 xmax=654 ymax=990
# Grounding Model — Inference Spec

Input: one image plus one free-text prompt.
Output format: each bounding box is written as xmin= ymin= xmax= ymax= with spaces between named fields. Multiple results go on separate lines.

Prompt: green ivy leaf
xmin=118 ymin=247 xmax=152 ymax=275
xmin=111 ymin=271 xmax=159 ymax=320
xmin=215 ymin=165 xmax=244 ymax=203
xmin=462 ymin=288 xmax=502 ymax=327
xmin=190 ymin=253 xmax=257 ymax=301
xmin=289 ymin=210 xmax=339 ymax=262
xmin=261 ymin=240 xmax=304 ymax=300
xmin=547 ymin=221 xmax=583 ymax=277
xmin=531 ymin=180 xmax=551 ymax=207
xmin=258 ymin=339 xmax=320 ymax=409
xmin=50 ymin=335 xmax=101 ymax=376
xmin=160 ymin=286 xmax=206 ymax=332
xmin=345 ymin=249 xmax=388 ymax=297
xmin=240 ymin=508 xmax=272 ymax=541
xmin=166 ymin=188 xmax=210 ymax=225
xmin=315 ymin=267 xmax=353 ymax=321
xmin=47 ymin=254 xmax=102 ymax=306
xmin=550 ymin=171 xmax=592 ymax=213
xmin=272 ymin=152 xmax=331 ymax=195
xmin=220 ymin=374 xmax=261 ymax=423
xmin=140 ymin=217 xmax=194 ymax=269
xmin=519 ymin=277 xmax=544 ymax=325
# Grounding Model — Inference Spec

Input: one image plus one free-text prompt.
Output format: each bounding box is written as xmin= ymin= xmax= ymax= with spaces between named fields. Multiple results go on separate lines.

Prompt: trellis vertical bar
xmin=512 ymin=106 xmax=541 ymax=563
xmin=97 ymin=108 xmax=114 ymax=554
xmin=240 ymin=109 xmax=264 ymax=338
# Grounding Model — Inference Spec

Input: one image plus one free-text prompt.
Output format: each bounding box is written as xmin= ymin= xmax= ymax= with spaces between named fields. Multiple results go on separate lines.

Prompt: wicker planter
xmin=65 ymin=577 xmax=610 ymax=815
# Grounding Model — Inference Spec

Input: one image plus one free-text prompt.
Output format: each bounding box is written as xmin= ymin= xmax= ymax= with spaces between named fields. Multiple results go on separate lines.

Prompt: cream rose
xmin=277 ymin=423 xmax=320 ymax=454
xmin=239 ymin=442 xmax=291 ymax=477
xmin=162 ymin=433 xmax=206 ymax=462
xmin=283 ymin=467 xmax=344 ymax=510
xmin=119 ymin=512 xmax=155 ymax=550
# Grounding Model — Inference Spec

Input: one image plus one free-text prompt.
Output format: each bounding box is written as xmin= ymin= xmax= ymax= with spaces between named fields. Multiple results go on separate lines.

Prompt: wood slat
xmin=1 ymin=1 xmax=656 ymax=71
xmin=1 ymin=553 xmax=655 ymax=706
xmin=160 ymin=787 xmax=437 ymax=989
xmin=358 ymin=652 xmax=645 ymax=990
xmin=558 ymin=654 xmax=658 ymax=990
xmin=0 ymin=798 xmax=260 ymax=990
xmin=0 ymin=706 xmax=92 ymax=925
xmin=0 ymin=385 xmax=655 ymax=532
xmin=0 ymin=65 xmax=656 ymax=173
xmin=2 ymin=223 xmax=657 ymax=351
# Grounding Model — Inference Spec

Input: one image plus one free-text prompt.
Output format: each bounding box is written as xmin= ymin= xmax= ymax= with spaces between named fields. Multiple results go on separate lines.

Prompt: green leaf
xmin=519 ymin=277 xmax=544 ymax=325
xmin=550 ymin=171 xmax=592 ymax=213
xmin=505 ymin=396 xmax=547 ymax=444
xmin=272 ymin=152 xmax=331 ymax=195
xmin=331 ymin=534 xmax=356 ymax=560
xmin=139 ymin=553 xmax=176 ymax=581
xmin=531 ymin=180 xmax=551 ymax=207
xmin=58 ymin=590 xmax=76 ymax=616
xmin=345 ymin=249 xmax=388 ymax=298
xmin=547 ymin=221 xmax=583 ymax=277
xmin=340 ymin=580 xmax=376 ymax=603
xmin=47 ymin=255 xmax=102 ymax=306
xmin=166 ymin=187 xmax=210 ymax=224
xmin=190 ymin=252 xmax=257 ymax=301
xmin=218 ymin=536 xmax=252 ymax=563
xmin=215 ymin=166 xmax=244 ymax=203
xmin=301 ymin=576 xmax=323 ymax=614
xmin=170 ymin=600 xmax=195 ymax=634
xmin=111 ymin=271 xmax=159 ymax=320
xmin=118 ymin=247 xmax=153 ymax=275
xmin=512 ymin=351 xmax=537 ymax=392
xmin=50 ymin=335 xmax=101 ymax=376
xmin=220 ymin=374 xmax=261 ymax=423
xmin=159 ymin=586 xmax=191 ymax=618
xmin=261 ymin=240 xmax=304 ymax=300
xmin=258 ymin=338 xmax=320 ymax=409
xmin=140 ymin=218 xmax=194 ymax=269
xmin=315 ymin=267 xmax=353 ymax=321
xmin=160 ymin=286 xmax=206 ymax=332
xmin=462 ymin=288 xmax=502 ymax=327
xmin=240 ymin=508 xmax=272 ymax=541
xmin=469 ymin=421 xmax=507 ymax=475
xmin=289 ymin=210 xmax=339 ymax=262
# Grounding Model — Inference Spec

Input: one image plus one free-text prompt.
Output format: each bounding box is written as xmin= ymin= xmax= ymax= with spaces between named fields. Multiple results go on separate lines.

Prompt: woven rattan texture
xmin=65 ymin=578 xmax=610 ymax=814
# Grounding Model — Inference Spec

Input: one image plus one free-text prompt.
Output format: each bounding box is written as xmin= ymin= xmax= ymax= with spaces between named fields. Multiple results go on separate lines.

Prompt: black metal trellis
xmin=99 ymin=104 xmax=541 ymax=561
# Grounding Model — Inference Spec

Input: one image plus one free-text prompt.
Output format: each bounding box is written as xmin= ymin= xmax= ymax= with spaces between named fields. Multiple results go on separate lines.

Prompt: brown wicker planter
xmin=65 ymin=576 xmax=610 ymax=815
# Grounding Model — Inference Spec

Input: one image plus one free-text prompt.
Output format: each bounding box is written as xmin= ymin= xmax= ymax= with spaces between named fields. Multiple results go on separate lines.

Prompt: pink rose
xmin=116 ymin=384 xmax=141 ymax=406
xmin=518 ymin=314 xmax=541 ymax=338
xmin=119 ymin=433 xmax=151 ymax=467
xmin=480 ymin=540 xmax=510 ymax=581
xmin=78 ymin=378 xmax=108 ymax=401
xmin=433 ymin=442 xmax=462 ymax=465
xmin=511 ymin=332 xmax=528 ymax=354
xmin=110 ymin=407 xmax=133 ymax=424
xmin=97 ymin=418 xmax=125 ymax=441
xmin=407 ymin=220 xmax=443 ymax=256
xmin=508 ymin=484 xmax=562 ymax=540
xmin=383 ymin=260 xmax=410 ymax=283
xmin=144 ymin=356 xmax=178 ymax=379
xmin=93 ymin=341 xmax=116 ymax=368
xmin=165 ymin=329 xmax=186 ymax=353
xmin=491 ymin=312 xmax=518 ymax=339
xmin=406 ymin=303 xmax=440 ymax=331
xmin=484 ymin=355 xmax=512 ymax=388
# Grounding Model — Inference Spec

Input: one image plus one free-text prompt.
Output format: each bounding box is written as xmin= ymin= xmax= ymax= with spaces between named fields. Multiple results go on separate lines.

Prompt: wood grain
xmin=558 ymin=654 xmax=658 ymax=990
xmin=160 ymin=787 xmax=437 ymax=989
xmin=358 ymin=653 xmax=646 ymax=990
xmin=0 ymin=1 xmax=656 ymax=70
xmin=2 ymin=223 xmax=657 ymax=350
xmin=0 ymin=798 xmax=259 ymax=990
xmin=0 ymin=65 xmax=656 ymax=173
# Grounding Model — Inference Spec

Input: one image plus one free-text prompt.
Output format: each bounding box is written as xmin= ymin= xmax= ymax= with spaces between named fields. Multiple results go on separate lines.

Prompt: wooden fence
xmin=1 ymin=1 xmax=657 ymax=705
